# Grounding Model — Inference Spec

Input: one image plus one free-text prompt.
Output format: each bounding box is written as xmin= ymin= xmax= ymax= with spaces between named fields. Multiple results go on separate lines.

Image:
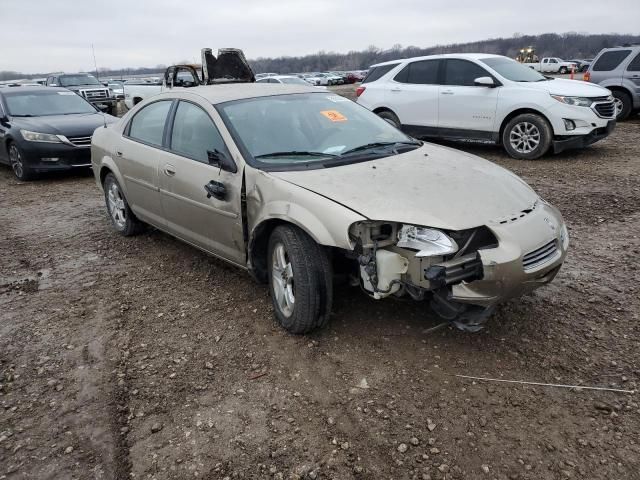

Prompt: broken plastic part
xmin=397 ymin=225 xmax=458 ymax=257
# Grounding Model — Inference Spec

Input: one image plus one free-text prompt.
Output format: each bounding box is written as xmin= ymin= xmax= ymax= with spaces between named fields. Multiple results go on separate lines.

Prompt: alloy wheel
xmin=9 ymin=145 xmax=24 ymax=179
xmin=509 ymin=122 xmax=541 ymax=154
xmin=107 ymin=181 xmax=127 ymax=229
xmin=613 ymin=97 xmax=624 ymax=118
xmin=271 ymin=242 xmax=295 ymax=317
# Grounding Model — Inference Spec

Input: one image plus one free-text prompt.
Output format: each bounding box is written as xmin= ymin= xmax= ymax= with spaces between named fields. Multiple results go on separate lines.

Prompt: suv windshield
xmin=480 ymin=57 xmax=547 ymax=82
xmin=217 ymin=93 xmax=418 ymax=169
xmin=59 ymin=74 xmax=101 ymax=87
xmin=4 ymin=90 xmax=97 ymax=116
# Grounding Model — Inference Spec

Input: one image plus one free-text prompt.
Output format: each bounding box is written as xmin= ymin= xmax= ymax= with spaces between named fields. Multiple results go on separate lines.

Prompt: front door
xmin=158 ymin=100 xmax=245 ymax=265
xmin=623 ymin=52 xmax=640 ymax=101
xmin=437 ymin=59 xmax=499 ymax=136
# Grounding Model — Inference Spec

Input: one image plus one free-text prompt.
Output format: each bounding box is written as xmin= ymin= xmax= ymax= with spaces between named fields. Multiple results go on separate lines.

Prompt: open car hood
xmin=201 ymin=48 xmax=255 ymax=84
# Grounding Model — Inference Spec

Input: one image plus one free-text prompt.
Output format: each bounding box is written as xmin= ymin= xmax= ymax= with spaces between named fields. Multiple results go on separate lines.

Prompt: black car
xmin=0 ymin=86 xmax=117 ymax=180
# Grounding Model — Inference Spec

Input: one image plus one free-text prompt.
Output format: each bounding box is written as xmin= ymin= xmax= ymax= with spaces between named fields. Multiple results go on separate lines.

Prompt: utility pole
xmin=92 ymin=44 xmax=100 ymax=80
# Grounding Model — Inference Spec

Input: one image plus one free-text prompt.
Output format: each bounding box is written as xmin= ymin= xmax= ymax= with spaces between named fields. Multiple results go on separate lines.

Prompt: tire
xmin=612 ymin=90 xmax=632 ymax=121
xmin=8 ymin=142 xmax=34 ymax=181
xmin=559 ymin=67 xmax=568 ymax=74
xmin=502 ymin=113 xmax=552 ymax=160
xmin=102 ymin=173 xmax=143 ymax=236
xmin=376 ymin=110 xmax=401 ymax=129
xmin=267 ymin=225 xmax=333 ymax=334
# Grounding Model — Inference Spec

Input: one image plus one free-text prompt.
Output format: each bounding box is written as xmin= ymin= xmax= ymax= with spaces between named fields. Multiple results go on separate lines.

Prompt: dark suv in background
xmin=585 ymin=45 xmax=640 ymax=120
xmin=46 ymin=73 xmax=117 ymax=115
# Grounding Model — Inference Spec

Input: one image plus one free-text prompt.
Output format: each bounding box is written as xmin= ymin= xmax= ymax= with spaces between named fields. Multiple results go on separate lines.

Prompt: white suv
xmin=357 ymin=54 xmax=616 ymax=159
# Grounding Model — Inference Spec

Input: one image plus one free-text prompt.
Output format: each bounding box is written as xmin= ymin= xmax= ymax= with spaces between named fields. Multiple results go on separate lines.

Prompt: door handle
xmin=441 ymin=90 xmax=454 ymax=95
xmin=390 ymin=88 xmax=402 ymax=92
xmin=163 ymin=164 xmax=176 ymax=176
xmin=115 ymin=151 xmax=123 ymax=157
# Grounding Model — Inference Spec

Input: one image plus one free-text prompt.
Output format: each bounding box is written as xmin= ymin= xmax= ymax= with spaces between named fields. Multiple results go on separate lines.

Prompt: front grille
xmin=593 ymin=101 xmax=615 ymax=118
xmin=66 ymin=135 xmax=92 ymax=147
xmin=82 ymin=89 xmax=109 ymax=101
xmin=523 ymin=239 xmax=559 ymax=271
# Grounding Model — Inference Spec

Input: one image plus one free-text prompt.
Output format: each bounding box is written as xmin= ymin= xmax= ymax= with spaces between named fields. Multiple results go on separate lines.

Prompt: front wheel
xmin=502 ymin=113 xmax=552 ymax=160
xmin=8 ymin=143 xmax=34 ymax=181
xmin=267 ymin=225 xmax=332 ymax=334
xmin=103 ymin=173 xmax=143 ymax=236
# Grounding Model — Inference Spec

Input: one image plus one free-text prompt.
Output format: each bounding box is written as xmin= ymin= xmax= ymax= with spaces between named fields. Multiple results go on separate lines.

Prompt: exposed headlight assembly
xmin=397 ymin=225 xmax=458 ymax=257
xmin=20 ymin=129 xmax=64 ymax=143
xmin=551 ymin=95 xmax=593 ymax=107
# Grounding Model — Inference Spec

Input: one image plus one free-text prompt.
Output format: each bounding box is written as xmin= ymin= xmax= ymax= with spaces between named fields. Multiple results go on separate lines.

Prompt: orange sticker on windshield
xmin=320 ymin=110 xmax=347 ymax=122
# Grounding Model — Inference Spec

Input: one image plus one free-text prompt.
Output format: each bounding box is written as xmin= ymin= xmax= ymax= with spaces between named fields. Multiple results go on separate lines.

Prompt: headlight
xmin=20 ymin=129 xmax=64 ymax=143
xmin=551 ymin=95 xmax=593 ymax=107
xmin=397 ymin=225 xmax=458 ymax=257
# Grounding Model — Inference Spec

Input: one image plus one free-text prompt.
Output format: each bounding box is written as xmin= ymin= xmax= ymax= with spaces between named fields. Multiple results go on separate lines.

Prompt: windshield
xmin=217 ymin=93 xmax=418 ymax=169
xmin=480 ymin=57 xmax=547 ymax=82
xmin=4 ymin=90 xmax=97 ymax=116
xmin=59 ymin=74 xmax=101 ymax=86
xmin=280 ymin=77 xmax=311 ymax=85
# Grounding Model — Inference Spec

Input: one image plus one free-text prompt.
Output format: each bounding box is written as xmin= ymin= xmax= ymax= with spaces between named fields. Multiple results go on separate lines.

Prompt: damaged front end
xmin=349 ymin=221 xmax=499 ymax=331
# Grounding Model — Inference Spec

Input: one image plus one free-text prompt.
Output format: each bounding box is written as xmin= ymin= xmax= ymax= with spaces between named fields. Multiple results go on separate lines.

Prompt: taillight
xmin=583 ymin=71 xmax=591 ymax=82
xmin=356 ymin=86 xmax=366 ymax=97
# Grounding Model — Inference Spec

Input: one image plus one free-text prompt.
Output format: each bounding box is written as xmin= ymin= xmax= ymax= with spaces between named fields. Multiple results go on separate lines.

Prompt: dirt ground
xmin=1 ymin=89 xmax=639 ymax=480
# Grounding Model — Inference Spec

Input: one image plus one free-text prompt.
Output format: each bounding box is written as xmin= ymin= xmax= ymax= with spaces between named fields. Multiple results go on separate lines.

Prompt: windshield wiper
xmin=254 ymin=150 xmax=338 ymax=159
xmin=339 ymin=141 xmax=421 ymax=157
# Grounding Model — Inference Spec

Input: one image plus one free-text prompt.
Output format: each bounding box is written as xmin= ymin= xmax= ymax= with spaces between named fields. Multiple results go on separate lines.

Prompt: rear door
xmin=158 ymin=99 xmax=245 ymax=264
xmin=437 ymin=59 xmax=499 ymax=136
xmin=118 ymin=99 xmax=173 ymax=226
xmin=386 ymin=59 xmax=441 ymax=131
xmin=624 ymin=51 xmax=640 ymax=102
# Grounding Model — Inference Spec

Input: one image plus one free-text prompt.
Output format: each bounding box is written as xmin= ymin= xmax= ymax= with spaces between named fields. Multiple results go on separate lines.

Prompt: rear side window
xmin=362 ymin=63 xmax=399 ymax=84
xmin=170 ymin=101 xmax=229 ymax=163
xmin=627 ymin=53 xmax=640 ymax=71
xmin=443 ymin=59 xmax=491 ymax=86
xmin=395 ymin=60 xmax=440 ymax=84
xmin=127 ymin=100 xmax=172 ymax=147
xmin=592 ymin=50 xmax=631 ymax=71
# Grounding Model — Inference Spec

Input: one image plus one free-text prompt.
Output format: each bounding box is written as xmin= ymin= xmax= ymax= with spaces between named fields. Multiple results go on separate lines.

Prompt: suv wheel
xmin=612 ymin=90 xmax=632 ymax=121
xmin=502 ymin=113 xmax=552 ymax=160
xmin=8 ymin=143 xmax=34 ymax=181
xmin=267 ymin=225 xmax=332 ymax=334
xmin=103 ymin=173 xmax=143 ymax=236
xmin=376 ymin=110 xmax=401 ymax=129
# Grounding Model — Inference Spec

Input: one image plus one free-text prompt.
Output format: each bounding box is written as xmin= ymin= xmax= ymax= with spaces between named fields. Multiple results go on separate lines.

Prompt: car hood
xmin=517 ymin=78 xmax=610 ymax=97
xmin=269 ymin=143 xmax=539 ymax=231
xmin=14 ymin=113 xmax=117 ymax=137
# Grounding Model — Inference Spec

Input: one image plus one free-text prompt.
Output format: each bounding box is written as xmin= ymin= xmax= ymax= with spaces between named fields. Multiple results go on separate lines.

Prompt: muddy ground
xmin=1 ymin=88 xmax=639 ymax=480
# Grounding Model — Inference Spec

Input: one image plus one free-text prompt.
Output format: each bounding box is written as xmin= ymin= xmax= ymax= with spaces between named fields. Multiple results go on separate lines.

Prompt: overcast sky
xmin=2 ymin=0 xmax=639 ymax=74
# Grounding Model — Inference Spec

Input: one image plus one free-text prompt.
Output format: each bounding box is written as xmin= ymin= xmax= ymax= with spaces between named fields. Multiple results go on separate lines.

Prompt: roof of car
xmin=370 ymin=53 xmax=504 ymax=68
xmin=156 ymin=83 xmax=322 ymax=104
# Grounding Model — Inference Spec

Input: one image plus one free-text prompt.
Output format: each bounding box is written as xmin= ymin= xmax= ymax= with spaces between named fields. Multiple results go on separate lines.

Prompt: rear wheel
xmin=103 ymin=173 xmax=143 ymax=236
xmin=559 ymin=66 xmax=568 ymax=74
xmin=376 ymin=110 xmax=401 ymax=129
xmin=502 ymin=113 xmax=552 ymax=160
xmin=8 ymin=143 xmax=34 ymax=181
xmin=612 ymin=90 xmax=632 ymax=121
xmin=267 ymin=225 xmax=332 ymax=334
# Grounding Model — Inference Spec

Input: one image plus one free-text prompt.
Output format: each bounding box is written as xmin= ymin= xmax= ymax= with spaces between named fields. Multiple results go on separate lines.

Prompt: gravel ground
xmin=1 ymin=89 xmax=639 ymax=480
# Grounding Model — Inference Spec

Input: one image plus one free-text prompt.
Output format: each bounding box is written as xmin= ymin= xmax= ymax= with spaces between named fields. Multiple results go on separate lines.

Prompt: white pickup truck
xmin=523 ymin=57 xmax=578 ymax=74
xmin=123 ymin=48 xmax=255 ymax=109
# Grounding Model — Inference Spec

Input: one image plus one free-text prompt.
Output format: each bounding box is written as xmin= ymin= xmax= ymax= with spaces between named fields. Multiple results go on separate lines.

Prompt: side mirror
xmin=207 ymin=149 xmax=237 ymax=173
xmin=474 ymin=76 xmax=495 ymax=87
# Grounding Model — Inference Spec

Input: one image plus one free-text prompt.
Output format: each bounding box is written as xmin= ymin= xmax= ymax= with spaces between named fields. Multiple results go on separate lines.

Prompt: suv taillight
xmin=355 ymin=86 xmax=366 ymax=97
xmin=583 ymin=71 xmax=591 ymax=82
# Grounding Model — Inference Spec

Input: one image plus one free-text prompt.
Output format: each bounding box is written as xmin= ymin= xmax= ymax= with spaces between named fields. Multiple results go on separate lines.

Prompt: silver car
xmin=91 ymin=84 xmax=568 ymax=333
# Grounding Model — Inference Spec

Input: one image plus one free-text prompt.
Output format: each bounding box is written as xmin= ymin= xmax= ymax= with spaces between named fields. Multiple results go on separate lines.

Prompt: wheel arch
xmin=498 ymin=108 xmax=554 ymax=140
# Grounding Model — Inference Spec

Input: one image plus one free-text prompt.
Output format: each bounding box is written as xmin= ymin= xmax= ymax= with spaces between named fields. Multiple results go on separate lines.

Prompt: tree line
xmin=2 ymin=32 xmax=639 ymax=81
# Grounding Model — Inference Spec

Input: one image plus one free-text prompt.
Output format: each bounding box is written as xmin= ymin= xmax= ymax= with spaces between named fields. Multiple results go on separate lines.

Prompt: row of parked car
xmin=256 ymin=70 xmax=367 ymax=86
xmin=0 ymin=44 xmax=636 ymax=335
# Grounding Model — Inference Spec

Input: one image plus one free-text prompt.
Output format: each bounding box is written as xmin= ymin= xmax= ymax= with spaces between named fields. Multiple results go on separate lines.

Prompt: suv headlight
xmin=20 ymin=129 xmax=64 ymax=143
xmin=397 ymin=225 xmax=458 ymax=257
xmin=551 ymin=95 xmax=593 ymax=107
